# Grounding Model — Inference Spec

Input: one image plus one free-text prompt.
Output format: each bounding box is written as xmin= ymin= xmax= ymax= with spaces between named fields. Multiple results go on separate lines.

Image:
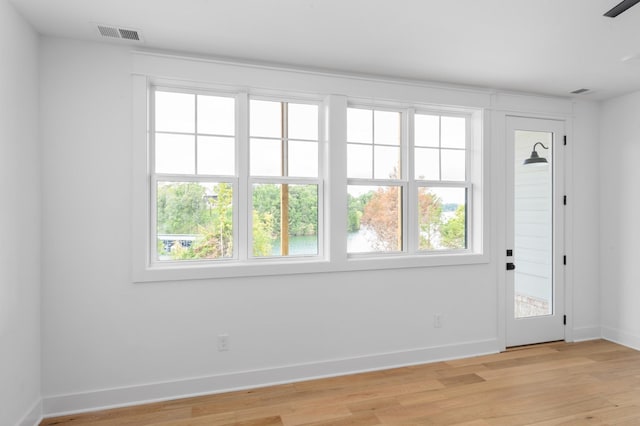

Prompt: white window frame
xmin=346 ymin=105 xmax=473 ymax=258
xmin=346 ymin=104 xmax=408 ymax=255
xmin=132 ymin=66 xmax=488 ymax=283
xmin=140 ymin=83 xmax=327 ymax=275
xmin=411 ymin=109 xmax=473 ymax=255
xmin=247 ymin=95 xmax=325 ymax=261
xmin=150 ymin=86 xmax=241 ymax=265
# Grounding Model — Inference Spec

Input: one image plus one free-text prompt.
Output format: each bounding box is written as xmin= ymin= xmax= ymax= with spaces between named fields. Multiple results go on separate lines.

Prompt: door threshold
xmin=506 ymin=340 xmax=565 ymax=351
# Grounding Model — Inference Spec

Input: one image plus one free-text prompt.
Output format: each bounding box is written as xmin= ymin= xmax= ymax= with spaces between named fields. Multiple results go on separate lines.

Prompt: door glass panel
xmin=514 ymin=130 xmax=553 ymax=318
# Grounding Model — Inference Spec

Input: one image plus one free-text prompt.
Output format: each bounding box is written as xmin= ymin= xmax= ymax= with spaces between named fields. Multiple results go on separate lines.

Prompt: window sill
xmin=133 ymin=252 xmax=489 ymax=283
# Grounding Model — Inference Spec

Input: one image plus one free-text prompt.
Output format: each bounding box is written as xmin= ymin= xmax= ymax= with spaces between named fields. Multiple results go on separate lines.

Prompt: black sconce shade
xmin=523 ymin=142 xmax=549 ymax=165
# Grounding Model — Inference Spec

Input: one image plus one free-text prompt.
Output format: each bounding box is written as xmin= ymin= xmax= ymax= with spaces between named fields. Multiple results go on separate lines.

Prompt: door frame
xmin=505 ymin=116 xmax=566 ymax=347
xmin=494 ymin=111 xmax=574 ymax=351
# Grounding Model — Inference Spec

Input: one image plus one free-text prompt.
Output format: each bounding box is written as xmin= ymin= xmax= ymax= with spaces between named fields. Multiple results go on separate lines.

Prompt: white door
xmin=506 ymin=116 xmax=565 ymax=347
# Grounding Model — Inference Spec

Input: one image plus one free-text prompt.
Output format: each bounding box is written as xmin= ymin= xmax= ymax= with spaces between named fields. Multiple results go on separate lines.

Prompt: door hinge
xmin=563 ymin=255 xmax=567 ymax=265
xmin=564 ymin=135 xmax=567 ymax=146
xmin=563 ymin=195 xmax=567 ymax=205
xmin=563 ymin=315 xmax=567 ymax=325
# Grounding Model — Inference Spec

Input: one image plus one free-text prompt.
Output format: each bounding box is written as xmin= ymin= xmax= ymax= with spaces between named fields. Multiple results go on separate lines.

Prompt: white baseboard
xmin=43 ymin=338 xmax=498 ymax=417
xmin=17 ymin=398 xmax=42 ymax=426
xmin=571 ymin=325 xmax=601 ymax=342
xmin=602 ymin=326 xmax=640 ymax=350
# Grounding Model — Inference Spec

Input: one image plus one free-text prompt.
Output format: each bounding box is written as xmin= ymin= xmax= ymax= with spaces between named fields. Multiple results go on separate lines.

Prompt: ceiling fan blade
xmin=604 ymin=0 xmax=640 ymax=17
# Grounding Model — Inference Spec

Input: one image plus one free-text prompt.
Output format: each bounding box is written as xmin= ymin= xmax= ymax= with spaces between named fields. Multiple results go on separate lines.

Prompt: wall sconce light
xmin=523 ymin=142 xmax=549 ymax=165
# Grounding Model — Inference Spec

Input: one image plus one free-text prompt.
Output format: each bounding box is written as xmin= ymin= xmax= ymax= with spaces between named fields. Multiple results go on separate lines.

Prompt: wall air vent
xmin=570 ymin=88 xmax=590 ymax=94
xmin=96 ymin=24 xmax=143 ymax=42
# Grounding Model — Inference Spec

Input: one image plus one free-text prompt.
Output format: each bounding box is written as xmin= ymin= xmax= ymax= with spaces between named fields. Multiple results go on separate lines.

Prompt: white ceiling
xmin=11 ymin=0 xmax=640 ymax=100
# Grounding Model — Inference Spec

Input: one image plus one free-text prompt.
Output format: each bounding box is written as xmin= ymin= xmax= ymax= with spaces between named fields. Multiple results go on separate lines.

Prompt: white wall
xmin=0 ymin=1 xmax=41 ymax=425
xmin=38 ymin=37 xmax=603 ymax=415
xmin=40 ymin=38 xmax=499 ymax=413
xmin=570 ymin=100 xmax=601 ymax=340
xmin=599 ymin=90 xmax=640 ymax=347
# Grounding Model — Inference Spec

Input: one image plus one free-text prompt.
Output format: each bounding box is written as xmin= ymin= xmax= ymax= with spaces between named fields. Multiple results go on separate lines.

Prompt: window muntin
xmin=153 ymin=90 xmax=237 ymax=263
xmin=414 ymin=112 xmax=470 ymax=252
xmin=154 ymin=91 xmax=236 ymax=177
xmin=347 ymin=108 xmax=402 ymax=180
xmin=414 ymin=113 xmax=466 ymax=181
xmin=347 ymin=108 xmax=470 ymax=256
xmin=146 ymin=85 xmax=478 ymax=276
xmin=347 ymin=107 xmax=405 ymax=254
xmin=248 ymin=98 xmax=321 ymax=259
xmin=152 ymin=89 xmax=323 ymax=264
xmin=250 ymin=99 xmax=319 ymax=179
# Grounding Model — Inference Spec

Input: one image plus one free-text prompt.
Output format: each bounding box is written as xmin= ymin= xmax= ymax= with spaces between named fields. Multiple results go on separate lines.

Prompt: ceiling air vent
xmin=118 ymin=29 xmax=140 ymax=41
xmin=96 ymin=24 xmax=143 ymax=42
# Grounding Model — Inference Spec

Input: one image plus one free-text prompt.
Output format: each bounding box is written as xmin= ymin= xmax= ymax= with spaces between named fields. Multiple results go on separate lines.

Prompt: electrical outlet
xmin=217 ymin=334 xmax=230 ymax=351
xmin=433 ymin=314 xmax=443 ymax=328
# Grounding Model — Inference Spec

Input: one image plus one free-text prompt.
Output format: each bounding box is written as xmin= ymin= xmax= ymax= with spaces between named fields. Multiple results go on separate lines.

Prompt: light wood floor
xmin=41 ymin=340 xmax=640 ymax=425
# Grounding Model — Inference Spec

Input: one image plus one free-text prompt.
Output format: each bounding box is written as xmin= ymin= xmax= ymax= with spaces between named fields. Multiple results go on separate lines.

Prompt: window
xmin=134 ymin=72 xmax=484 ymax=281
xmin=346 ymin=107 xmax=470 ymax=255
xmin=414 ymin=113 xmax=469 ymax=251
xmin=151 ymin=88 xmax=322 ymax=264
xmin=347 ymin=107 xmax=404 ymax=253
xmin=153 ymin=90 xmax=236 ymax=262
xmin=249 ymin=99 xmax=321 ymax=257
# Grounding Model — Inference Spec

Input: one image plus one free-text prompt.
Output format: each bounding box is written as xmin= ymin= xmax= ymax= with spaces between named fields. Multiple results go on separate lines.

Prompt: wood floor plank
xmin=279 ymin=403 xmax=352 ymax=426
xmin=475 ymin=356 xmax=596 ymax=381
xmin=153 ymin=411 xmax=237 ymax=426
xmin=444 ymin=346 xmax=558 ymax=368
xmin=41 ymin=340 xmax=640 ymax=426
xmin=301 ymin=411 xmax=381 ymax=426
xmin=525 ymin=404 xmax=640 ymax=425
